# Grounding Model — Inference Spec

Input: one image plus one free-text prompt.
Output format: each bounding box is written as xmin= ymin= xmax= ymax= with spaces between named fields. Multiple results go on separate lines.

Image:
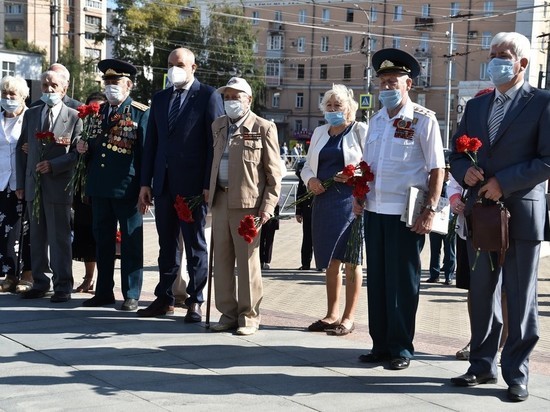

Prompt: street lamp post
xmin=355 ymin=3 xmax=373 ymax=124
xmin=444 ymin=22 xmax=454 ymax=149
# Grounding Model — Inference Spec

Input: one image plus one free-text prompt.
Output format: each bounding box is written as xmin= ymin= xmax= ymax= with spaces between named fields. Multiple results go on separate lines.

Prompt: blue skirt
xmin=311 ymin=182 xmax=360 ymax=268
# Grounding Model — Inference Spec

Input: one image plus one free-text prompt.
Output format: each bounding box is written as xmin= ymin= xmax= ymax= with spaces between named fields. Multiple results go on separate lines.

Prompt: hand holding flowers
xmin=174 ymin=194 xmax=204 ymax=223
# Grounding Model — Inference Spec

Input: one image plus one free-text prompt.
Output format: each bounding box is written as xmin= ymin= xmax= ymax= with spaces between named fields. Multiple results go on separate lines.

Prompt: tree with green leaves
xmin=57 ymin=46 xmax=102 ymax=102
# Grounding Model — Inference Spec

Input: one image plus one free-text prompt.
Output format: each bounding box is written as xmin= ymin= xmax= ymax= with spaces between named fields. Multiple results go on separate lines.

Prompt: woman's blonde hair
xmin=319 ymin=84 xmax=358 ymax=122
xmin=1 ymin=75 xmax=30 ymax=100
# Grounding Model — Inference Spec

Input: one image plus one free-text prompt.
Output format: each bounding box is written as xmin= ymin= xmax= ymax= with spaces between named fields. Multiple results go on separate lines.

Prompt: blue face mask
xmin=324 ymin=111 xmax=345 ymax=126
xmin=40 ymin=92 xmax=62 ymax=107
xmin=0 ymin=98 xmax=21 ymax=113
xmin=378 ymin=89 xmax=402 ymax=110
xmin=487 ymin=58 xmax=517 ymax=86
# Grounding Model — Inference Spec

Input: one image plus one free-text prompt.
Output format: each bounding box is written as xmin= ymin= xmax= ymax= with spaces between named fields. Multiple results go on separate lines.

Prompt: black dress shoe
xmin=21 ymin=288 xmax=47 ymax=299
xmin=507 ymin=384 xmax=528 ymax=402
xmin=358 ymin=352 xmax=391 ymax=363
xmin=137 ymin=298 xmax=175 ymax=317
xmin=120 ymin=298 xmax=138 ymax=311
xmin=390 ymin=357 xmax=410 ymax=370
xmin=450 ymin=373 xmax=497 ymax=386
xmin=425 ymin=278 xmax=438 ymax=283
xmin=184 ymin=303 xmax=202 ymax=323
xmin=50 ymin=292 xmax=71 ymax=303
xmin=82 ymin=294 xmax=115 ymax=307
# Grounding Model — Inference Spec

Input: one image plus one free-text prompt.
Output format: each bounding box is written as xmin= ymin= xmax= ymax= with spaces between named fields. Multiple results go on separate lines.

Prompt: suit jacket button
xmin=101 ymin=164 xmax=105 ymax=167
xmin=101 ymin=154 xmax=106 ymax=157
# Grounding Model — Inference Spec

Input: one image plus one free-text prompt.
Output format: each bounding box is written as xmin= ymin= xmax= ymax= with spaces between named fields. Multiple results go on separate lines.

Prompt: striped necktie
xmin=488 ymin=94 xmax=509 ymax=145
xmin=168 ymin=89 xmax=183 ymax=129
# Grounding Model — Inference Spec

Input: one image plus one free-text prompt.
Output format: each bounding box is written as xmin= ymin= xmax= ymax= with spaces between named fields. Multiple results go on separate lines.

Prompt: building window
xmin=268 ymin=35 xmax=283 ymax=50
xmin=370 ymin=37 xmax=378 ymax=52
xmin=344 ymin=36 xmax=352 ymax=52
xmin=252 ymin=11 xmax=259 ymax=25
xmin=346 ymin=8 xmax=354 ymax=22
xmin=394 ymin=5 xmax=403 ymax=21
xmin=85 ymin=0 xmax=102 ymax=9
xmin=321 ymin=36 xmax=329 ymax=52
xmin=417 ymin=93 xmax=426 ymax=107
xmin=297 ymin=37 xmax=305 ymax=53
xmin=483 ymin=1 xmax=494 ymax=16
xmin=85 ymin=15 xmax=102 ymax=26
xmin=480 ymin=62 xmax=488 ymax=80
xmin=85 ymin=48 xmax=101 ymax=60
xmin=320 ymin=64 xmax=327 ymax=80
xmin=266 ymin=62 xmax=280 ymax=77
xmin=450 ymin=2 xmax=460 ymax=15
xmin=419 ymin=33 xmax=429 ymax=52
xmin=392 ymin=36 xmax=401 ymax=49
xmin=84 ymin=32 xmax=96 ymax=40
xmin=422 ymin=4 xmax=431 ymax=17
xmin=297 ymin=64 xmax=305 ymax=79
xmin=295 ymin=120 xmax=303 ymax=132
xmin=322 ymin=8 xmax=330 ymax=23
xmin=319 ymin=93 xmax=324 ymax=105
xmin=481 ymin=32 xmax=492 ymax=49
xmin=1 ymin=62 xmax=16 ymax=77
xmin=252 ymin=41 xmax=258 ymax=54
xmin=5 ymin=22 xmax=24 ymax=32
xmin=5 ymin=4 xmax=23 ymax=14
xmin=371 ymin=7 xmax=378 ymax=22
xmin=274 ymin=10 xmax=282 ymax=22
xmin=272 ymin=92 xmax=280 ymax=108
xmin=344 ymin=64 xmax=352 ymax=80
xmin=296 ymin=93 xmax=304 ymax=108
xmin=299 ymin=9 xmax=306 ymax=24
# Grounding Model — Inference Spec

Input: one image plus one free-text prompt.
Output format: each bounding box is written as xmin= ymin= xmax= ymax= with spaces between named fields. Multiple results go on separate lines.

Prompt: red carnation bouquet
xmin=342 ymin=161 xmax=374 ymax=270
xmin=448 ymin=134 xmax=483 ymax=239
xmin=33 ymin=131 xmax=56 ymax=222
xmin=174 ymin=194 xmax=203 ymax=223
xmin=67 ymin=102 xmax=102 ymax=199
xmin=238 ymin=214 xmax=262 ymax=244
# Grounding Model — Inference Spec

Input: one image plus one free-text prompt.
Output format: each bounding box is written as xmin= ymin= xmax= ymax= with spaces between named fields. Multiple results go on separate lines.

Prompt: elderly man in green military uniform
xmin=77 ymin=59 xmax=149 ymax=311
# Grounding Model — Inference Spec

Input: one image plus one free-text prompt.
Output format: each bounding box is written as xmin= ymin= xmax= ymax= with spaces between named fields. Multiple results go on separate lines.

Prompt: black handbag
xmin=470 ymin=200 xmax=510 ymax=267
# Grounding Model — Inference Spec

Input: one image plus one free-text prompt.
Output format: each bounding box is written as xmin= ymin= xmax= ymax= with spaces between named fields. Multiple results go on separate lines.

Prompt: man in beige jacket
xmin=208 ymin=77 xmax=282 ymax=335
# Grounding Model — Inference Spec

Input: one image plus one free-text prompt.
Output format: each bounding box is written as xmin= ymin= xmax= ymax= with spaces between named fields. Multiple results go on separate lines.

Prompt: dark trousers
xmin=154 ymin=191 xmax=208 ymax=306
xmin=365 ymin=212 xmax=424 ymax=359
xmin=92 ymin=197 xmax=143 ymax=300
xmin=0 ymin=189 xmax=21 ymax=278
xmin=428 ymin=232 xmax=456 ymax=281
xmin=259 ymin=220 xmax=278 ymax=265
xmin=299 ymin=205 xmax=313 ymax=268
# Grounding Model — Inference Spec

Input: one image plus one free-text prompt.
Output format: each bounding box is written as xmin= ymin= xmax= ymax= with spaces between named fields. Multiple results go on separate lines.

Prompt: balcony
xmin=415 ymin=17 xmax=434 ymax=31
xmin=266 ymin=49 xmax=284 ymax=59
xmin=269 ymin=22 xmax=285 ymax=32
xmin=265 ymin=75 xmax=281 ymax=87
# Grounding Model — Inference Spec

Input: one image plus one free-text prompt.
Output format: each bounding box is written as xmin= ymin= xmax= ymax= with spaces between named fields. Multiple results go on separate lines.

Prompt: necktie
xmin=168 ymin=89 xmax=183 ymax=129
xmin=109 ymin=105 xmax=118 ymax=117
xmin=488 ymin=94 xmax=509 ymax=145
xmin=42 ymin=108 xmax=52 ymax=132
xmin=228 ymin=123 xmax=238 ymax=137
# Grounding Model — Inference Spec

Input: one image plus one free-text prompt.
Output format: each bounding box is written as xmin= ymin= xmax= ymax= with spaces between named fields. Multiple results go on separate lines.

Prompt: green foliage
xmin=57 ymin=46 xmax=102 ymax=103
xmin=108 ymin=1 xmax=265 ymax=109
xmin=4 ymin=35 xmax=47 ymax=69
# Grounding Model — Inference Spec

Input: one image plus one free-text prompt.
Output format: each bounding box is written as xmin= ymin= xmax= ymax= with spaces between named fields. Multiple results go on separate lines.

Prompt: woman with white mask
xmin=0 ymin=76 xmax=33 ymax=293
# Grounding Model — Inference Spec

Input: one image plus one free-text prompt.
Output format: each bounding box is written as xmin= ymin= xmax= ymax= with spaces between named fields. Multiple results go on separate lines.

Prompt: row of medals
xmin=103 ymin=113 xmax=136 ymax=155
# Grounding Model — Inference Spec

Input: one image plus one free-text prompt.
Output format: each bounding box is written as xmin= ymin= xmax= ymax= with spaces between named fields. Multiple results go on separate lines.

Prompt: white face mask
xmin=40 ymin=92 xmax=62 ymax=107
xmin=167 ymin=67 xmax=188 ymax=87
xmin=104 ymin=84 xmax=125 ymax=104
xmin=224 ymin=100 xmax=246 ymax=120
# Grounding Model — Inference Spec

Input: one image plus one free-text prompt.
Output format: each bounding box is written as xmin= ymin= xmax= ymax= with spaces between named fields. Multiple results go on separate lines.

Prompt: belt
xmin=218 ymin=186 xmax=229 ymax=192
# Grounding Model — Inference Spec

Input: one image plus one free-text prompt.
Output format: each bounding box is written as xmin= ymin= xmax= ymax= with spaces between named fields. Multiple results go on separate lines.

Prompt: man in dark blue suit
xmin=450 ymin=32 xmax=550 ymax=402
xmin=138 ymin=47 xmax=224 ymax=321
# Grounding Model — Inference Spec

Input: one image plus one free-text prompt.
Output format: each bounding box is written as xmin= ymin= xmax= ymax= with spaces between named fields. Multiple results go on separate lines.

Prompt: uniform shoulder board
xmin=413 ymin=104 xmax=435 ymax=117
xmin=131 ymin=101 xmax=149 ymax=111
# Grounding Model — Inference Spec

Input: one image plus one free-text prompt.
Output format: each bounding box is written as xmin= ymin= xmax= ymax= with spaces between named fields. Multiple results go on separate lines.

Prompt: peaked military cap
xmin=98 ymin=59 xmax=137 ymax=80
xmin=372 ymin=48 xmax=421 ymax=79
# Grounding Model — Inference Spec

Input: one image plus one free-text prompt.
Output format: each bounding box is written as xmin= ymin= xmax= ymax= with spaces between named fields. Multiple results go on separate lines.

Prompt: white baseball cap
xmin=216 ymin=77 xmax=252 ymax=96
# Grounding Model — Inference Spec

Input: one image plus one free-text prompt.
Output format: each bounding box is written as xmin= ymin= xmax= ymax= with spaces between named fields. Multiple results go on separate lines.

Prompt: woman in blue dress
xmin=300 ymin=84 xmax=367 ymax=335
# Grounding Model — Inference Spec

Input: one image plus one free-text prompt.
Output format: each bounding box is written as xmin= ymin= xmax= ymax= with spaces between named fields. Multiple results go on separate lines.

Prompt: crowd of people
xmin=0 ymin=31 xmax=547 ymax=402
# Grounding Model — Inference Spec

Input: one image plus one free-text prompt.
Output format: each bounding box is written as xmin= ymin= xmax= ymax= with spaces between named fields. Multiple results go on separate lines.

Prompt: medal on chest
xmin=104 ymin=106 xmax=137 ymax=154
xmin=393 ymin=118 xmax=417 ymax=140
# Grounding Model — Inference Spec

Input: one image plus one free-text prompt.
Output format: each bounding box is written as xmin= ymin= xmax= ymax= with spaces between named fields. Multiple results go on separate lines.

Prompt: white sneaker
xmin=236 ymin=326 xmax=258 ymax=336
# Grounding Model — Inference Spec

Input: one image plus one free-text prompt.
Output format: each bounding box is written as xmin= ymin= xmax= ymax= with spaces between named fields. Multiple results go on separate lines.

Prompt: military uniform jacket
xmin=85 ymin=96 xmax=149 ymax=199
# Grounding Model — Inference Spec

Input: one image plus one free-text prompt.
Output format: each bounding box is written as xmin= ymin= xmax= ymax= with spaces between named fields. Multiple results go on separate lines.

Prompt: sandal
xmin=75 ymin=277 xmax=95 ymax=293
xmin=0 ymin=277 xmax=17 ymax=293
xmin=15 ymin=280 xmax=33 ymax=294
xmin=326 ymin=323 xmax=355 ymax=336
xmin=307 ymin=319 xmax=339 ymax=332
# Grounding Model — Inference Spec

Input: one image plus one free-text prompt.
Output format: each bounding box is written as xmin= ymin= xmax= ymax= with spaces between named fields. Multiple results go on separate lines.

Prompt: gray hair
xmin=41 ymin=70 xmax=68 ymax=86
xmin=319 ymin=84 xmax=359 ymax=122
xmin=0 ymin=75 xmax=30 ymax=100
xmin=49 ymin=63 xmax=71 ymax=84
xmin=490 ymin=32 xmax=531 ymax=60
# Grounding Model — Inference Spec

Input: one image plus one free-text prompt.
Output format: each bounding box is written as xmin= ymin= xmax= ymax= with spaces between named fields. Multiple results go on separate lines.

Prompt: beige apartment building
xmin=234 ymin=0 xmax=549 ymax=148
xmin=2 ymin=0 xmax=106 ymax=72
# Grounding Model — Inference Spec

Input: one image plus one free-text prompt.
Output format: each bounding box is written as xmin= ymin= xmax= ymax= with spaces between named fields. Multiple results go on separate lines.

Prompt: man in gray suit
xmin=449 ymin=32 xmax=550 ymax=402
xmin=15 ymin=70 xmax=81 ymax=303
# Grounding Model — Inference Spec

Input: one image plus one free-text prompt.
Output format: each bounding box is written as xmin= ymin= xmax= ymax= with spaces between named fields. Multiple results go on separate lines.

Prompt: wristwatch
xmin=424 ymin=204 xmax=437 ymax=213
